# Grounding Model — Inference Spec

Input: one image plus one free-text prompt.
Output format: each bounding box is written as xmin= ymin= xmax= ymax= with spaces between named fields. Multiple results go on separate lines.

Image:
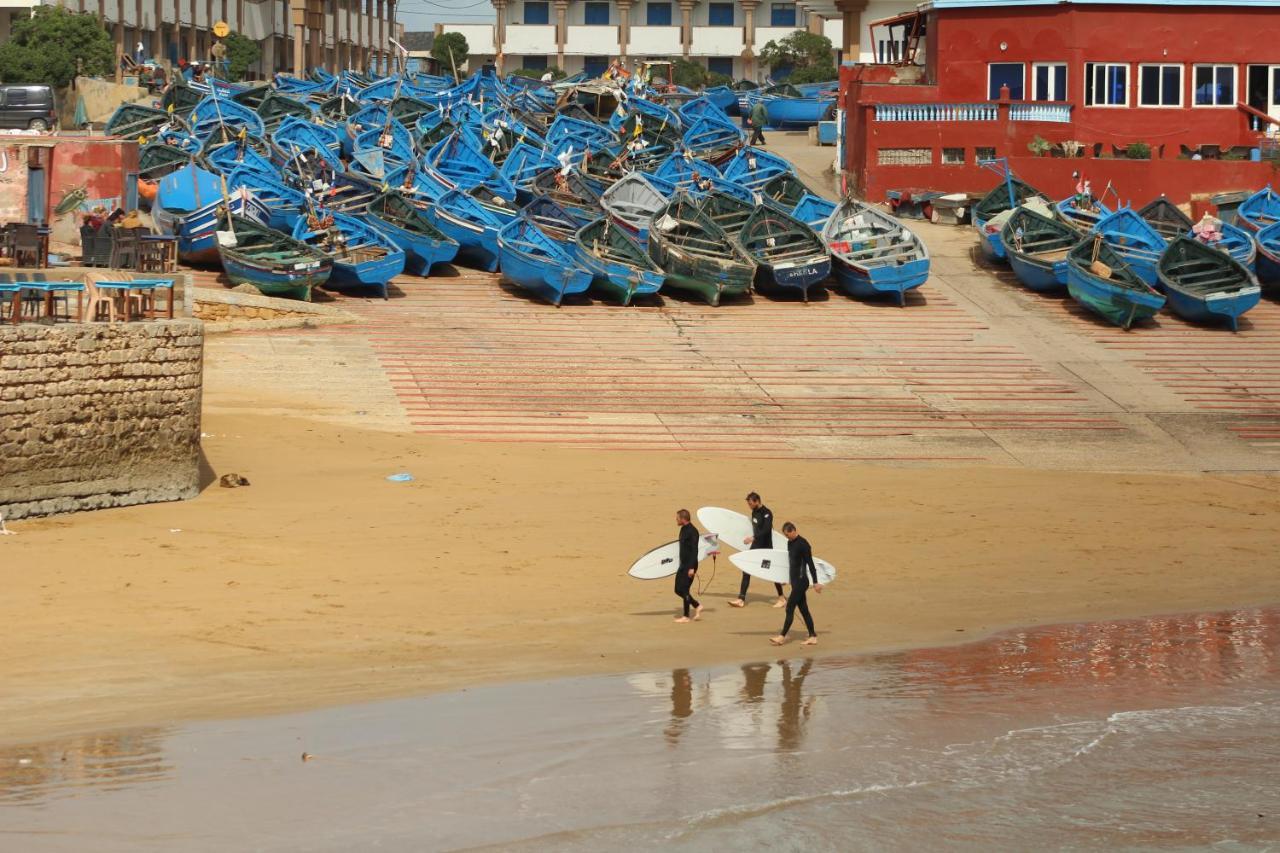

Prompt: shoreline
xmin=4 ymin=410 xmax=1280 ymax=748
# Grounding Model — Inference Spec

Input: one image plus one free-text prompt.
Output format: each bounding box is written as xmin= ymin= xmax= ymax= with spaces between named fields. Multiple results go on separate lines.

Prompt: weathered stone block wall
xmin=0 ymin=320 xmax=203 ymax=520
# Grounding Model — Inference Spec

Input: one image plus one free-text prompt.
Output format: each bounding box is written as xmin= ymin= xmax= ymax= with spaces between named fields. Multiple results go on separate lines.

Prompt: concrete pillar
xmin=151 ymin=0 xmax=163 ymax=66
xmin=678 ymin=0 xmax=693 ymax=58
xmin=554 ymin=0 xmax=567 ymax=71
xmin=291 ymin=0 xmax=306 ymax=74
xmin=188 ymin=0 xmax=198 ymax=60
xmin=835 ymin=0 xmax=867 ymax=61
xmin=616 ymin=0 xmax=631 ymax=62
xmin=376 ymin=0 xmax=384 ymax=71
xmin=115 ymin=0 xmax=125 ymax=82
xmin=387 ymin=0 xmax=396 ymax=72
xmin=740 ymin=0 xmax=757 ymax=80
xmin=494 ymin=0 xmax=507 ymax=71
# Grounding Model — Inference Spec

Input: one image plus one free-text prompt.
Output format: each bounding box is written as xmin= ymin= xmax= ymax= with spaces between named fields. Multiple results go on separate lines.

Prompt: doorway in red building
xmin=1246 ymin=65 xmax=1280 ymax=126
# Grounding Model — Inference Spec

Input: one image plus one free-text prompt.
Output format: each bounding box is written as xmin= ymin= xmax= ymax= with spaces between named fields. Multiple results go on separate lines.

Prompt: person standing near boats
xmin=748 ymin=100 xmax=768 ymax=147
xmin=728 ymin=492 xmax=786 ymax=609
xmin=770 ymin=522 xmax=821 ymax=646
xmin=674 ymin=509 xmax=704 ymax=624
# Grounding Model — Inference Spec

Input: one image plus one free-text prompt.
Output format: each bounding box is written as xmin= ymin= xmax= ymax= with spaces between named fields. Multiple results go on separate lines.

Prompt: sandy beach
xmin=4 ymin=408 xmax=1279 ymax=748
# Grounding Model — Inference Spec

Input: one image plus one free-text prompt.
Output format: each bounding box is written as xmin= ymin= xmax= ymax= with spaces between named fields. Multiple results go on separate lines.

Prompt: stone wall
xmin=0 ymin=320 xmax=203 ymax=520
xmin=194 ymin=286 xmax=359 ymax=333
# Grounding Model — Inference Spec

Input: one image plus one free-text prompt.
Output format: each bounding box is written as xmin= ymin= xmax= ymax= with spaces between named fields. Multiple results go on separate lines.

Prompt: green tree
xmin=708 ymin=72 xmax=733 ymax=87
xmin=787 ymin=64 xmax=837 ymax=85
xmin=758 ymin=30 xmax=834 ymax=78
xmin=672 ymin=58 xmax=708 ymax=89
xmin=223 ymin=32 xmax=260 ymax=82
xmin=432 ymin=32 xmax=470 ymax=78
xmin=512 ymin=66 xmax=565 ymax=80
xmin=0 ymin=6 xmax=113 ymax=89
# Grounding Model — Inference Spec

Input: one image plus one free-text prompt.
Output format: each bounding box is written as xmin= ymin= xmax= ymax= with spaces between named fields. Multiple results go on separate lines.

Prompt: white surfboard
xmin=729 ymin=548 xmax=837 ymax=586
xmin=696 ymin=506 xmax=782 ymax=552
xmin=628 ymin=532 xmax=720 ymax=579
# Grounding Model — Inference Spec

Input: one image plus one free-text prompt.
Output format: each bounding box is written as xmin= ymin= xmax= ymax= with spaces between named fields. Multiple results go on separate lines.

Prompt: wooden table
xmin=137 ymin=235 xmax=178 ymax=273
xmin=5 ymin=281 xmax=85 ymax=324
xmin=94 ymin=278 xmax=176 ymax=320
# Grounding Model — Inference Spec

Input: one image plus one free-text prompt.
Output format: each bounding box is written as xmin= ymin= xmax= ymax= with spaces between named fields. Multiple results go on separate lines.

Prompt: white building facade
xmin=0 ymin=0 xmax=400 ymax=78
xmin=440 ymin=0 xmax=917 ymax=80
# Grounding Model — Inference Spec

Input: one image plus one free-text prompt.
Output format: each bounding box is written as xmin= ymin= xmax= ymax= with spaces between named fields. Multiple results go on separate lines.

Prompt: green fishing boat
xmin=160 ymin=78 xmax=203 ymax=116
xmin=1066 ymin=235 xmax=1165 ymax=329
xmin=217 ymin=214 xmax=333 ymax=301
xmin=104 ymin=103 xmax=178 ymax=141
xmin=649 ymin=192 xmax=755 ymax=306
xmin=575 ymin=217 xmax=665 ymax=305
xmin=698 ymin=191 xmax=831 ymax=300
xmin=255 ymin=91 xmax=314 ymax=134
xmin=231 ymin=84 xmax=272 ymax=111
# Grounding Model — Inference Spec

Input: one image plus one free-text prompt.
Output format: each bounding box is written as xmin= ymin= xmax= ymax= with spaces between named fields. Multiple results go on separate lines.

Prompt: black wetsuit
xmin=738 ymin=504 xmax=785 ymax=600
xmin=675 ymin=522 xmax=700 ymax=617
xmin=779 ymin=535 xmax=819 ymax=638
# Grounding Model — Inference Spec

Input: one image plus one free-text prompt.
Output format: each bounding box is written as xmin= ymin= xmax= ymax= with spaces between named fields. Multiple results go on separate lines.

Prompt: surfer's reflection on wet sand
xmin=663 ymin=660 xmax=817 ymax=752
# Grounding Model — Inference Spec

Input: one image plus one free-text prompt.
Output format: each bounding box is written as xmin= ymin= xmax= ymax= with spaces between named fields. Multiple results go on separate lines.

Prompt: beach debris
xmin=219 ymin=473 xmax=251 ymax=488
xmin=386 ymin=472 xmax=414 ymax=483
xmin=301 ymin=752 xmax=314 ymax=762
xmin=170 ymin=528 xmax=182 ymax=533
xmin=200 ymin=432 xmax=215 ymax=438
xmin=17 ymin=758 xmax=32 ymax=765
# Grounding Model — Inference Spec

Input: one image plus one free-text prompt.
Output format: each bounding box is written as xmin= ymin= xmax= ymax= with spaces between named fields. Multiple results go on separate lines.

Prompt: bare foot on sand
xmin=728 ymin=599 xmax=745 ymax=608
xmin=772 ymin=597 xmax=787 ymax=608
xmin=769 ymin=635 xmax=787 ymax=646
xmin=803 ymin=636 xmax=818 ymax=646
xmin=693 ymin=605 xmax=704 ymax=621
xmin=674 ymin=616 xmax=691 ymax=623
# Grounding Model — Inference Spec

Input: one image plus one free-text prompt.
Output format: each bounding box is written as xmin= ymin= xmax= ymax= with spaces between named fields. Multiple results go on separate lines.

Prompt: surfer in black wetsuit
xmin=770 ymin=522 xmax=821 ymax=647
xmin=728 ymin=492 xmax=787 ymax=609
xmin=674 ymin=509 xmax=703 ymax=623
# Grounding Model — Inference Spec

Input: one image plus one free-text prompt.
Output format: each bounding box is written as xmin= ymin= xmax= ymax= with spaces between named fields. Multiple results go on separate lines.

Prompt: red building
xmin=840 ymin=0 xmax=1280 ymax=208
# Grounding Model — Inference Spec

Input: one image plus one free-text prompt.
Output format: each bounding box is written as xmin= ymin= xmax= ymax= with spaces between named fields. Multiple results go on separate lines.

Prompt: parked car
xmin=0 ymin=85 xmax=58 ymax=132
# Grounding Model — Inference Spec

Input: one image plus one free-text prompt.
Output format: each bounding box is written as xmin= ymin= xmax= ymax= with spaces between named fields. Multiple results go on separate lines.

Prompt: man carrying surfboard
xmin=674 ymin=509 xmax=704 ymax=623
xmin=728 ymin=493 xmax=787 ymax=609
xmin=770 ymin=522 xmax=821 ymax=646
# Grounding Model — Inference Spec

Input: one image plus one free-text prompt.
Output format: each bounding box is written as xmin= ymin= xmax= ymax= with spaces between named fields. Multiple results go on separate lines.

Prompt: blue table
xmin=6 ymin=280 xmax=85 ymax=324
xmin=94 ymin=278 xmax=176 ymax=319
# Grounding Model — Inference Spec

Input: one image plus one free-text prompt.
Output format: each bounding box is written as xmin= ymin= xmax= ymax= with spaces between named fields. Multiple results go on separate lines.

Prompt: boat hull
xmin=221 ymin=253 xmax=330 ymax=301
xmin=430 ymin=209 xmax=501 ymax=272
xmin=1258 ymin=245 xmax=1280 ymax=287
xmin=1066 ymin=269 xmax=1165 ymax=329
xmin=328 ymin=252 xmax=406 ymax=298
xmin=974 ymin=222 xmax=1006 ymax=262
xmin=154 ymin=194 xmax=270 ymax=266
xmin=367 ymin=213 xmax=460 ymax=276
xmin=757 ymin=256 xmax=832 ymax=300
xmin=1163 ymin=284 xmax=1261 ymax=331
xmin=831 ymin=256 xmax=929 ymax=305
xmin=499 ymin=245 xmax=593 ymax=306
xmin=1008 ymin=252 xmax=1068 ymax=291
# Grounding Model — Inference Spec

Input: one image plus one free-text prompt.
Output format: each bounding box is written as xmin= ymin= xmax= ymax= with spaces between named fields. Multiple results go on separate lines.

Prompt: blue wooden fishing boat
xmin=1236 ymin=187 xmax=1280 ymax=233
xmin=1066 ymin=235 xmax=1165 ymax=329
xmin=609 ymin=96 xmax=682 ymax=134
xmin=791 ymin=194 xmax=837 ymax=233
xmin=273 ymin=73 xmax=330 ymax=98
xmin=290 ymin=209 xmax=405 ymax=298
xmin=1057 ymin=195 xmax=1113 ymax=234
xmin=546 ymin=114 xmax=618 ymax=152
xmin=427 ymin=188 xmax=518 ymax=271
xmin=424 ymin=131 xmax=518 ymax=199
xmin=649 ymin=192 xmax=756 ymax=306
xmin=203 ymin=139 xmax=276 ymax=176
xmin=189 ymin=96 xmax=265 ymax=140
xmin=677 ymin=95 xmax=728 ymax=125
xmin=823 ymin=199 xmax=930 ymax=305
xmin=497 ymin=215 xmax=593 ymax=306
xmin=653 ymin=152 xmax=721 ymax=189
xmin=217 ymin=213 xmax=332 ymax=301
xmin=354 ymin=118 xmax=416 ymax=168
xmin=529 ymin=168 xmax=604 ymax=223
xmin=760 ymin=172 xmax=835 ymax=233
xmin=1156 ymin=236 xmax=1260 ymax=331
xmin=703 ymin=85 xmax=738 ymax=113
xmin=1095 ymin=208 xmax=1166 ymax=286
xmin=972 ymin=177 xmax=1045 ymax=262
xmin=498 ymin=141 xmax=558 ymax=192
xmin=272 ymin=116 xmax=344 ymax=166
xmin=224 ymin=166 xmax=308 ymax=231
xmin=762 ymin=94 xmax=835 ymax=128
xmin=682 ymin=117 xmax=744 ymax=163
xmin=1257 ymin=221 xmax=1280 ymax=287
xmin=153 ymin=162 xmax=270 ymax=264
xmin=574 ymin=217 xmax=665 ymax=305
xmin=1000 ymin=207 xmax=1078 ymax=292
xmin=721 ymin=147 xmax=794 ymax=191
xmin=366 ymin=191 xmax=460 ymax=276
xmin=1138 ymin=196 xmax=1257 ymax=270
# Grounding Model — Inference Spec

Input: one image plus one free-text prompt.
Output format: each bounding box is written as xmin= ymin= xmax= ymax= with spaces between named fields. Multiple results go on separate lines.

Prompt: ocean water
xmin=2 ymin=607 xmax=1279 ymax=851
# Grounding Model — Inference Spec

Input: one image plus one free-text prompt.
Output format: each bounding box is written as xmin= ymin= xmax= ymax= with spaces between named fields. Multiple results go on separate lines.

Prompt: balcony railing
xmin=628 ymin=25 xmax=681 ymax=55
xmin=690 ymin=25 xmax=744 ymax=57
xmin=874 ymin=103 xmax=997 ymax=122
xmin=504 ymin=24 xmax=556 ymax=55
xmin=1009 ymin=103 xmax=1072 ymax=123
xmin=565 ymin=24 xmax=620 ymax=55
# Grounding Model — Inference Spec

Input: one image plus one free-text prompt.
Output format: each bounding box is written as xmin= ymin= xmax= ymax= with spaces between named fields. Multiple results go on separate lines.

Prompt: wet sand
xmin=3 ymin=606 xmax=1278 ymax=850
xmin=3 ymin=411 xmax=1280 ymax=748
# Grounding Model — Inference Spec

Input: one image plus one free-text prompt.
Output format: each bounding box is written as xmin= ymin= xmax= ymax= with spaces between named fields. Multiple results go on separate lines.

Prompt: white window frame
xmin=987 ymin=61 xmax=1025 ymax=101
xmin=1137 ymin=63 xmax=1183 ymax=108
xmin=1031 ymin=62 xmax=1067 ymax=102
xmin=1193 ymin=63 xmax=1237 ymax=108
xmin=1085 ymin=62 xmax=1129 ymax=108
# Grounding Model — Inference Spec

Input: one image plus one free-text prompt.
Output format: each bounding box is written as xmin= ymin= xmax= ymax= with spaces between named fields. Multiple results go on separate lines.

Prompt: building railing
xmin=874 ymin=103 xmax=997 ymax=122
xmin=1009 ymin=103 xmax=1072 ymax=123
